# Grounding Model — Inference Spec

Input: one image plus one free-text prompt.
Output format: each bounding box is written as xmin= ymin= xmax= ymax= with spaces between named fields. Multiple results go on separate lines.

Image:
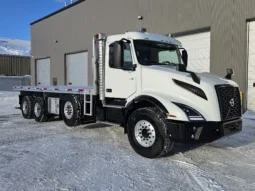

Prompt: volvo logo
xmin=229 ymin=98 xmax=235 ymax=107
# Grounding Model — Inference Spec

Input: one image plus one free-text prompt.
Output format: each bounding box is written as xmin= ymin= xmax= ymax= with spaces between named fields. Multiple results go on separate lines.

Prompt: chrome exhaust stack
xmin=93 ymin=33 xmax=106 ymax=105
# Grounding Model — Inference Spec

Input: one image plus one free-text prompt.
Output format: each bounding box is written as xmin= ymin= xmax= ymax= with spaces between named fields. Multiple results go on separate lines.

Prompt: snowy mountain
xmin=0 ymin=38 xmax=31 ymax=57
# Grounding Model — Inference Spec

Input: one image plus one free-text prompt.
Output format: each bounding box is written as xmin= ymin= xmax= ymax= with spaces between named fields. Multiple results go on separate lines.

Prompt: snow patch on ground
xmin=0 ymin=91 xmax=254 ymax=190
xmin=0 ymin=91 xmax=20 ymax=115
xmin=173 ymin=160 xmax=224 ymax=191
xmin=243 ymin=110 xmax=255 ymax=120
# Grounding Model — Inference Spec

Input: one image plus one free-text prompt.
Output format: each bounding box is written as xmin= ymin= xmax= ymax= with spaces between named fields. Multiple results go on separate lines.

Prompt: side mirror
xmin=113 ymin=41 xmax=124 ymax=69
xmin=225 ymin=68 xmax=234 ymax=80
xmin=181 ymin=49 xmax=188 ymax=67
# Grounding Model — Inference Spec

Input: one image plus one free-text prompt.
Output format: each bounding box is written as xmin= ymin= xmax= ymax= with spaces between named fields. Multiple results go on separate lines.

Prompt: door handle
xmin=129 ymin=77 xmax=134 ymax=80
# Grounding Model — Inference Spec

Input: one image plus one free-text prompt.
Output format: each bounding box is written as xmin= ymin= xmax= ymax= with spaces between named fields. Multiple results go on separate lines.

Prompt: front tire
xmin=61 ymin=95 xmax=82 ymax=127
xmin=127 ymin=107 xmax=174 ymax=158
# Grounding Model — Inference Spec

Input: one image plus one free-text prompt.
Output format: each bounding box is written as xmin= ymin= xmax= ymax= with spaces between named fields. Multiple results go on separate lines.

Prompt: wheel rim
xmin=134 ymin=120 xmax=156 ymax=147
xmin=34 ymin=102 xmax=41 ymax=117
xmin=64 ymin=101 xmax=74 ymax=119
xmin=22 ymin=101 xmax=28 ymax=114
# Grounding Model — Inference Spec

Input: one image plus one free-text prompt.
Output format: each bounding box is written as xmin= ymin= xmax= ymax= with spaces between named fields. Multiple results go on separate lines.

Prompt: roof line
xmin=30 ymin=0 xmax=86 ymax=25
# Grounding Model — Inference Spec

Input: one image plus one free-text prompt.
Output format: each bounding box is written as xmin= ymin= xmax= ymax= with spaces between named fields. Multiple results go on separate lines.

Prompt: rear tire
xmin=127 ymin=107 xmax=174 ymax=158
xmin=61 ymin=95 xmax=82 ymax=127
xmin=33 ymin=97 xmax=49 ymax=122
xmin=21 ymin=96 xmax=33 ymax=119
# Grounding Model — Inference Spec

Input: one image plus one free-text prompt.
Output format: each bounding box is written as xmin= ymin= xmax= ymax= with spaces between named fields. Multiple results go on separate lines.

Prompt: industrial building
xmin=0 ymin=37 xmax=31 ymax=76
xmin=0 ymin=55 xmax=30 ymax=76
xmin=30 ymin=0 xmax=255 ymax=112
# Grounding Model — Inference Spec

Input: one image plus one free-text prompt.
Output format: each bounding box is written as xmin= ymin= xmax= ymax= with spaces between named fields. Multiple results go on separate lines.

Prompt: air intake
xmin=173 ymin=79 xmax=207 ymax=100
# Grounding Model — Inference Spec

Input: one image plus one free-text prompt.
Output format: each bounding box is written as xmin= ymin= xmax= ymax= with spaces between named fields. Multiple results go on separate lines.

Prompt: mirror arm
xmin=122 ymin=64 xmax=137 ymax=71
xmin=225 ymin=74 xmax=232 ymax=80
xmin=132 ymin=64 xmax=137 ymax=71
xmin=120 ymin=38 xmax=131 ymax=43
xmin=225 ymin=68 xmax=234 ymax=80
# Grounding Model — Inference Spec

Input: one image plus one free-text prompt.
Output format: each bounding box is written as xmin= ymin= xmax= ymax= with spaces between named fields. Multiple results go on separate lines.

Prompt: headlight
xmin=172 ymin=79 xmax=207 ymax=100
xmin=172 ymin=102 xmax=205 ymax=121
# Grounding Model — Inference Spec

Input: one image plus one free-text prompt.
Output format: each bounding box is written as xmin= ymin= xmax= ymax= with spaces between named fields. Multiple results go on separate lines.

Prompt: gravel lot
xmin=0 ymin=91 xmax=255 ymax=191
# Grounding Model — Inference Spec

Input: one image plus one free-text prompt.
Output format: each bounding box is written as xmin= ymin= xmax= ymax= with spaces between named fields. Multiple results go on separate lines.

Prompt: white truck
xmin=13 ymin=30 xmax=242 ymax=158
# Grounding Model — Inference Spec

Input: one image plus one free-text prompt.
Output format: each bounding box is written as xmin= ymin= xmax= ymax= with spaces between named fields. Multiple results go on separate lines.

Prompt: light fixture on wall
xmin=138 ymin=16 xmax=143 ymax=20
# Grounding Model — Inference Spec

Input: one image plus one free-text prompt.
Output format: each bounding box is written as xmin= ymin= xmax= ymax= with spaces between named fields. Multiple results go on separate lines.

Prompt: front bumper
xmin=166 ymin=118 xmax=242 ymax=143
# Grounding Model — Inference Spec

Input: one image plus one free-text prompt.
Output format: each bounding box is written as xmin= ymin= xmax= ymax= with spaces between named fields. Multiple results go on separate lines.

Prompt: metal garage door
xmin=36 ymin=58 xmax=50 ymax=86
xmin=247 ymin=21 xmax=255 ymax=112
xmin=66 ymin=51 xmax=88 ymax=86
xmin=175 ymin=31 xmax=211 ymax=73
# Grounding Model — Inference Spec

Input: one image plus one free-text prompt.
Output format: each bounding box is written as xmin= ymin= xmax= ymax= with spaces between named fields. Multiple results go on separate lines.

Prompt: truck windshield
xmin=133 ymin=40 xmax=182 ymax=66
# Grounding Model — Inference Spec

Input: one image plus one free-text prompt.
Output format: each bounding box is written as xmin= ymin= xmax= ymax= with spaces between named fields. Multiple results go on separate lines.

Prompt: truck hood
xmin=141 ymin=65 xmax=239 ymax=121
xmin=144 ymin=65 xmax=238 ymax=87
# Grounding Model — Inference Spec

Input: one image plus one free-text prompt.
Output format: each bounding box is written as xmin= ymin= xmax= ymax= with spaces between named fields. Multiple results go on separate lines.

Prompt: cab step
xmin=103 ymin=104 xmax=125 ymax=109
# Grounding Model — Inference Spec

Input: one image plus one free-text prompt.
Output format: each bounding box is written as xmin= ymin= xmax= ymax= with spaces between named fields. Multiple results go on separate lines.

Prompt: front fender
xmin=127 ymin=92 xmax=189 ymax=121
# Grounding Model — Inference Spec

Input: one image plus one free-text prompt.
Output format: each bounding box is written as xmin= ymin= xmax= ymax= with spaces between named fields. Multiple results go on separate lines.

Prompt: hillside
xmin=0 ymin=38 xmax=31 ymax=57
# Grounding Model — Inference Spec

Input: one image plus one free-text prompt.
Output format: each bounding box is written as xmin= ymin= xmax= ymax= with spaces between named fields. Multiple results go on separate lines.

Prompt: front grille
xmin=215 ymin=85 xmax=241 ymax=121
xmin=223 ymin=120 xmax=242 ymax=130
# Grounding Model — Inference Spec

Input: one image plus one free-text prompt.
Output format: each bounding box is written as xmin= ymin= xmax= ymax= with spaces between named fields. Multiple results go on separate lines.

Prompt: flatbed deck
xmin=13 ymin=86 xmax=94 ymax=94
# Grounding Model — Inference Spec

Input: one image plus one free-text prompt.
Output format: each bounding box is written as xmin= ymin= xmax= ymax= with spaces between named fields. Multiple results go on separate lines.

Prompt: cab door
xmin=105 ymin=41 xmax=136 ymax=99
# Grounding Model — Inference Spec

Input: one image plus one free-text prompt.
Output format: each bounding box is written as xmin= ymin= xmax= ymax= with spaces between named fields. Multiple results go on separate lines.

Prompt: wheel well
xmin=124 ymin=96 xmax=168 ymax=134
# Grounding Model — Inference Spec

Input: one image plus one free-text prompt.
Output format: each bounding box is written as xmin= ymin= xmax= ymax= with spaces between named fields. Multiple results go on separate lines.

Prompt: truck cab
xmin=96 ymin=30 xmax=242 ymax=157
